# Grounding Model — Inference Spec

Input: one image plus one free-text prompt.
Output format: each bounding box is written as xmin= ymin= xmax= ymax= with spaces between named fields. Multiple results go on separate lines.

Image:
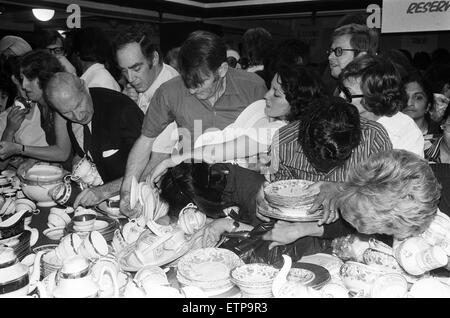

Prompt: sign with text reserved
xmin=381 ymin=0 xmax=450 ymax=33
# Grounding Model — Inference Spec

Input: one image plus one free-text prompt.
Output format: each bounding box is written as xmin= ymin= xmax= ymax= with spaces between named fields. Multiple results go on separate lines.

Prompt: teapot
xmin=45 ymin=255 xmax=119 ymax=298
xmin=0 ymin=246 xmax=45 ymax=297
xmin=272 ymin=255 xmax=320 ymax=298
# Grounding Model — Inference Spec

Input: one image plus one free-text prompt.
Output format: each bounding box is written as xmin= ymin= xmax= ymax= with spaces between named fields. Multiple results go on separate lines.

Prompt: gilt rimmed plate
xmin=43 ymin=226 xmax=65 ymax=241
xmin=96 ymin=201 xmax=126 ymax=219
xmin=292 ymin=262 xmax=331 ymax=290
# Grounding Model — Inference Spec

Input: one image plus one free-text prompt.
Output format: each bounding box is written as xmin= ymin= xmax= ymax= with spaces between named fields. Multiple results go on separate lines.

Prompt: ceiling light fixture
xmin=32 ymin=8 xmax=55 ymax=21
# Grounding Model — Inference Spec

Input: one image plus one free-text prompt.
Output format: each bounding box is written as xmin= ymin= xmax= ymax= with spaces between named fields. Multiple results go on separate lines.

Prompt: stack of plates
xmin=176 ymin=248 xmax=244 ymax=295
xmin=64 ymin=215 xmax=119 ymax=242
xmin=0 ymin=230 xmax=31 ymax=261
xmin=262 ymin=180 xmax=323 ymax=222
xmin=38 ymin=247 xmax=62 ymax=279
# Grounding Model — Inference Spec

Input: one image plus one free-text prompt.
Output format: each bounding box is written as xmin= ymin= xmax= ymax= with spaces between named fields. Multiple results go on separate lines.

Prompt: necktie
xmin=83 ymin=124 xmax=92 ymax=159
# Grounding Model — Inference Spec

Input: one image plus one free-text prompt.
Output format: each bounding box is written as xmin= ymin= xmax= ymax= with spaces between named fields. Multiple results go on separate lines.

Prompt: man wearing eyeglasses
xmin=327 ymin=24 xmax=378 ymax=80
xmin=37 ymin=30 xmax=77 ymax=76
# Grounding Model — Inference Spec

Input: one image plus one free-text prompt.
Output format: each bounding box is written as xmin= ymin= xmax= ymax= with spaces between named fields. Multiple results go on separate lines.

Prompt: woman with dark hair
xmin=402 ymin=72 xmax=441 ymax=150
xmin=149 ymin=64 xmax=326 ymax=183
xmin=158 ymin=96 xmax=368 ymax=260
xmin=340 ymin=55 xmax=424 ymax=156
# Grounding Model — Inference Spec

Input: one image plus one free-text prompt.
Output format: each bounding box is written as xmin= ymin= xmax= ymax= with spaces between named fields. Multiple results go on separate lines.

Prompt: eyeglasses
xmin=327 ymin=47 xmax=360 ymax=57
xmin=440 ymin=124 xmax=450 ymax=132
xmin=47 ymin=47 xmax=65 ymax=55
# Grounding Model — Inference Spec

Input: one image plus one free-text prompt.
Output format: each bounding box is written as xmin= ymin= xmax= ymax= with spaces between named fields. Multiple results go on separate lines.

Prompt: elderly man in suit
xmin=0 ymin=72 xmax=143 ymax=207
xmin=45 ymin=72 xmax=143 ymax=207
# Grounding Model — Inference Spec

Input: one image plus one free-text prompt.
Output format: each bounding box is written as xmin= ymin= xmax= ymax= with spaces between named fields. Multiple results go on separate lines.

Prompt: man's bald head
xmin=45 ymin=72 xmax=84 ymax=105
xmin=45 ymin=72 xmax=94 ymax=124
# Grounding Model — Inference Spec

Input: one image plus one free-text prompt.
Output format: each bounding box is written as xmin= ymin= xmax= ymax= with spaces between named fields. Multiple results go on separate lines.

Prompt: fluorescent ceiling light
xmin=32 ymin=8 xmax=55 ymax=21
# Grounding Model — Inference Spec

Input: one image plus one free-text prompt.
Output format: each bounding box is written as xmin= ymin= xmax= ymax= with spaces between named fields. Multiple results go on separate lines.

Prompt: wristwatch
xmin=230 ymin=220 xmax=240 ymax=232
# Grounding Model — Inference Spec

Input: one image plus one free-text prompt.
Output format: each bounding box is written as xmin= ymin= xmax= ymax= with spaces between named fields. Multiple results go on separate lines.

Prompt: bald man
xmin=0 ymin=72 xmax=143 ymax=208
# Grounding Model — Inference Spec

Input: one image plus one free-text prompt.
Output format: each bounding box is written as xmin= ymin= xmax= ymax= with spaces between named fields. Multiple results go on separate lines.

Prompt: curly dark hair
xmin=276 ymin=64 xmax=327 ymax=122
xmin=340 ymin=55 xmax=404 ymax=117
xmin=299 ymin=96 xmax=361 ymax=173
xmin=159 ymin=162 xmax=232 ymax=221
xmin=20 ymin=49 xmax=64 ymax=90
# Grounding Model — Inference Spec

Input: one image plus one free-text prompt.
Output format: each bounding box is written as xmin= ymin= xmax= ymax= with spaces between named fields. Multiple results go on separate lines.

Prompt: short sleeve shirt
xmin=141 ymin=68 xmax=267 ymax=147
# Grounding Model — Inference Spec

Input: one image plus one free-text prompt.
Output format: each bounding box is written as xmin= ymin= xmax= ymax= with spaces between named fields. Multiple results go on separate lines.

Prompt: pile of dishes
xmin=35 ymin=245 xmax=61 ymax=279
xmin=230 ymin=263 xmax=279 ymax=298
xmin=262 ymin=179 xmax=323 ymax=221
xmin=130 ymin=176 xmax=169 ymax=221
xmin=64 ymin=215 xmax=119 ymax=242
xmin=0 ymin=230 xmax=31 ymax=261
xmin=176 ymin=248 xmax=244 ymax=295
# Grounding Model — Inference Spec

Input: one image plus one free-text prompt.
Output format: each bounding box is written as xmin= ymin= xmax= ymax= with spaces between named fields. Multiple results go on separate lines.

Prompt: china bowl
xmin=339 ymin=261 xmax=384 ymax=296
xmin=230 ymin=263 xmax=279 ymax=298
xmin=18 ymin=162 xmax=66 ymax=207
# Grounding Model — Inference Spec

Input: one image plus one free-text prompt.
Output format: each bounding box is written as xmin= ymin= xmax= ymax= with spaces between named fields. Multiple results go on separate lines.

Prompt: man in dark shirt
xmin=0 ymin=72 xmax=143 ymax=207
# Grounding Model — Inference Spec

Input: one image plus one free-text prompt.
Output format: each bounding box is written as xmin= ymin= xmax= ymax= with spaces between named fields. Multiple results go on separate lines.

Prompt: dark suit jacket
xmin=67 ymin=88 xmax=144 ymax=183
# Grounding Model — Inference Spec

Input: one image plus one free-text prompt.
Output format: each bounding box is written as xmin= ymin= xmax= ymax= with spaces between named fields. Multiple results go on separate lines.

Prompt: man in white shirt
xmin=115 ymin=27 xmax=179 ymax=156
xmin=114 ymin=27 xmax=179 ymax=114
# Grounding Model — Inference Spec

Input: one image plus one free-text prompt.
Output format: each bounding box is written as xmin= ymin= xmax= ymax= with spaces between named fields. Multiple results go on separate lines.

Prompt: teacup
xmin=91 ymin=254 xmax=121 ymax=297
xmin=134 ymin=265 xmax=169 ymax=294
xmin=72 ymin=157 xmax=103 ymax=187
xmin=110 ymin=229 xmax=126 ymax=252
xmin=49 ymin=176 xmax=85 ymax=207
xmin=72 ymin=214 xmax=96 ymax=232
xmin=78 ymin=231 xmax=108 ymax=260
xmin=48 ymin=209 xmax=72 ymax=228
xmin=339 ymin=261 xmax=384 ymax=296
xmin=55 ymin=233 xmax=82 ymax=261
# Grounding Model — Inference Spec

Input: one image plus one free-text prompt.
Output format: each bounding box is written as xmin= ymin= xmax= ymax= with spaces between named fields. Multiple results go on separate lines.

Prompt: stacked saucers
xmin=262 ymin=180 xmax=323 ymax=222
xmin=64 ymin=215 xmax=119 ymax=242
xmin=0 ymin=230 xmax=31 ymax=261
xmin=230 ymin=263 xmax=279 ymax=298
xmin=176 ymin=248 xmax=244 ymax=295
xmin=39 ymin=247 xmax=63 ymax=279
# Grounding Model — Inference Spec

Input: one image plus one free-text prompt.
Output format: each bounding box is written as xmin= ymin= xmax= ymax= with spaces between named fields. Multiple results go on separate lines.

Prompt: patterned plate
xmin=230 ymin=263 xmax=279 ymax=284
xmin=177 ymin=248 xmax=243 ymax=283
xmin=264 ymin=179 xmax=318 ymax=199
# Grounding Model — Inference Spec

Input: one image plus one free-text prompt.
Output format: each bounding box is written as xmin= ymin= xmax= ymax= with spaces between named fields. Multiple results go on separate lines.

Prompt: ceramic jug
xmin=49 ymin=255 xmax=119 ymax=298
xmin=0 ymin=247 xmax=45 ymax=297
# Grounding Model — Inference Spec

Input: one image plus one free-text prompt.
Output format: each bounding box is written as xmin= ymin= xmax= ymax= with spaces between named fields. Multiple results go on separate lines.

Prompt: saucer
xmin=43 ymin=227 xmax=65 ymax=241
